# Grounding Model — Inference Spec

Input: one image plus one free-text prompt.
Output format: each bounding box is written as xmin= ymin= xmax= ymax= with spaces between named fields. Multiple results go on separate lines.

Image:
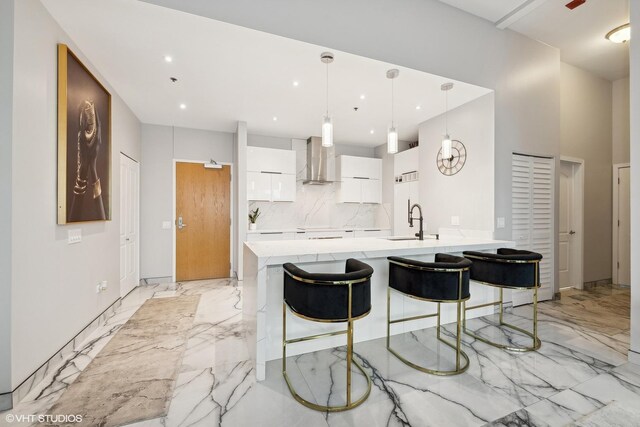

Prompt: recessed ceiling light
xmin=360 ymin=94 xmax=366 ymax=100
xmin=606 ymin=23 xmax=630 ymax=43
xmin=164 ymin=55 xmax=173 ymax=63
xmin=370 ymin=129 xmax=375 ymax=134
xmin=293 ymin=81 xmax=299 ymax=87
xmin=273 ymin=116 xmax=278 ymax=121
xmin=179 ymin=103 xmax=186 ymax=110
xmin=416 ymin=105 xmax=421 ymax=110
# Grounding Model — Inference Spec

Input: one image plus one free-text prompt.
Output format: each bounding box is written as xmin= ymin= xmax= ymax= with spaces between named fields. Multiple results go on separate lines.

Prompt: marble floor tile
xmin=1 ymin=280 xmax=634 ymax=427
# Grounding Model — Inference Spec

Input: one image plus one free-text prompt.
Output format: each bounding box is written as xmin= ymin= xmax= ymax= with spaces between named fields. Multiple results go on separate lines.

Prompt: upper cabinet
xmin=247 ymin=147 xmax=296 ymax=202
xmin=247 ymin=146 xmax=296 ymax=175
xmin=337 ymin=155 xmax=382 ymax=180
xmin=336 ymin=155 xmax=382 ymax=204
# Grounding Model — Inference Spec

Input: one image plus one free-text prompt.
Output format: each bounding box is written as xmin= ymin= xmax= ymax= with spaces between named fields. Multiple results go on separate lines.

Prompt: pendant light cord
xmin=326 ymin=62 xmax=329 ymax=116
xmin=391 ymin=78 xmax=395 ymax=127
xmin=445 ymin=89 xmax=449 ymax=135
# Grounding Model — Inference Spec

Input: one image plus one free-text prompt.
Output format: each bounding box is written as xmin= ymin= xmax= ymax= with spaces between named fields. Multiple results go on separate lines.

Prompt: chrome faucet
xmin=408 ymin=200 xmax=424 ymax=241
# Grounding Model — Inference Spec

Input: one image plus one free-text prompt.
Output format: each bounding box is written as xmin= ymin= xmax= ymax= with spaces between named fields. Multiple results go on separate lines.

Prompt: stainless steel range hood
xmin=303 ymin=136 xmax=335 ymax=185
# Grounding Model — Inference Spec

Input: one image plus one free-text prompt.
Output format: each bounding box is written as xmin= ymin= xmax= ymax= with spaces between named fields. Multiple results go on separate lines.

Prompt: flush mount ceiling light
xmin=606 ymin=23 xmax=631 ymax=43
xmin=164 ymin=55 xmax=173 ymax=63
xmin=320 ymin=52 xmax=334 ymax=148
xmin=441 ymin=82 xmax=454 ymax=160
xmin=386 ymin=69 xmax=400 ymax=154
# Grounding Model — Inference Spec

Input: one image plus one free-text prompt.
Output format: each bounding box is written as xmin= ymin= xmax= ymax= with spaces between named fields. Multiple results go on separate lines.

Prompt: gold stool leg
xmin=282 ymin=302 xmax=287 ymax=374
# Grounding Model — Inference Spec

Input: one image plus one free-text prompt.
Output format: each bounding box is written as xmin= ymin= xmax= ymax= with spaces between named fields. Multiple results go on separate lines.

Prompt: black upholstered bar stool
xmin=282 ymin=258 xmax=374 ymax=412
xmin=462 ymin=248 xmax=543 ymax=352
xmin=387 ymin=254 xmax=472 ymax=375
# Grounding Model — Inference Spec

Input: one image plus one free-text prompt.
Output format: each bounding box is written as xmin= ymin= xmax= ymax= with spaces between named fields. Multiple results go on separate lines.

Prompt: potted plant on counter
xmin=248 ymin=208 xmax=261 ymax=231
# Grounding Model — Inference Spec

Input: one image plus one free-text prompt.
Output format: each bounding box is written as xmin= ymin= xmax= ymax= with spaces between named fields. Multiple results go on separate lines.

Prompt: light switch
xmin=497 ymin=217 xmax=506 ymax=229
xmin=162 ymin=221 xmax=172 ymax=229
xmin=67 ymin=229 xmax=82 ymax=244
xmin=451 ymin=216 xmax=460 ymax=226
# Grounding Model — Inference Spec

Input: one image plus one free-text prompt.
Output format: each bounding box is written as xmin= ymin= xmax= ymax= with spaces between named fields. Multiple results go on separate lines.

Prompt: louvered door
xmin=512 ymin=154 xmax=554 ymax=304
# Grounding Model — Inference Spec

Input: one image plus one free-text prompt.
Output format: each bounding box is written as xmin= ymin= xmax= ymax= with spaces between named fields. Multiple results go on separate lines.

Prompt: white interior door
xmin=617 ymin=167 xmax=631 ymax=285
xmin=559 ymin=163 xmax=574 ymax=288
xmin=512 ymin=154 xmax=554 ymax=305
xmin=119 ymin=153 xmax=139 ymax=297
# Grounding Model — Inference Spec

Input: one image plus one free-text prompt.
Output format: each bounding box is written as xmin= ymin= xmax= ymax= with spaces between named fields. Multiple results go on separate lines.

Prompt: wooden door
xmin=176 ymin=162 xmax=231 ymax=281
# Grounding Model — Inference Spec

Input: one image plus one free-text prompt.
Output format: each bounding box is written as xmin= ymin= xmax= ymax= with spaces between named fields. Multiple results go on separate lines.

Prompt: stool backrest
xmin=388 ymin=254 xmax=471 ymax=301
xmin=463 ymin=249 xmax=542 ymax=288
xmin=283 ymin=259 xmax=373 ymax=322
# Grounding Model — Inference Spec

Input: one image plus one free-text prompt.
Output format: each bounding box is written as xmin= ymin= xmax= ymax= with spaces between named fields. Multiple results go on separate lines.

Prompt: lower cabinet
xmin=246 ymin=232 xmax=295 ymax=242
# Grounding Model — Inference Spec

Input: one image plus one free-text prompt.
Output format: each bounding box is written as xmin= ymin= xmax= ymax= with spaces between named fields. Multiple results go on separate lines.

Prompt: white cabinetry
xmin=247 ymin=147 xmax=296 ymax=202
xmin=246 ymin=231 xmax=295 ymax=242
xmin=336 ymin=156 xmax=382 ymax=204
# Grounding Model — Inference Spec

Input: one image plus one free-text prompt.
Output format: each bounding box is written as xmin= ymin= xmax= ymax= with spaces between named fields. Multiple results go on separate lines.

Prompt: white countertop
xmin=246 ymin=227 xmax=391 ymax=234
xmin=244 ymin=236 xmax=514 ymax=266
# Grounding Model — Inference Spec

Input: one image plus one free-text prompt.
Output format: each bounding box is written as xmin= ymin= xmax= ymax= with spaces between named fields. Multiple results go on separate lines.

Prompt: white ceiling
xmin=41 ymin=0 xmax=491 ymax=146
xmin=438 ymin=0 xmax=630 ymax=81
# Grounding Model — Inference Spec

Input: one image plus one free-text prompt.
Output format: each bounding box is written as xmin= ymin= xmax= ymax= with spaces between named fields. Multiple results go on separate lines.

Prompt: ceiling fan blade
xmin=565 ymin=0 xmax=586 ymax=10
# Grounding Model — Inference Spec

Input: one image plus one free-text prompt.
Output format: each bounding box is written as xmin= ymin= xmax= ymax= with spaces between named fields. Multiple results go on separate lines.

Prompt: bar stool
xmin=462 ymin=248 xmax=543 ymax=352
xmin=282 ymin=258 xmax=374 ymax=412
xmin=387 ymin=254 xmax=472 ymax=376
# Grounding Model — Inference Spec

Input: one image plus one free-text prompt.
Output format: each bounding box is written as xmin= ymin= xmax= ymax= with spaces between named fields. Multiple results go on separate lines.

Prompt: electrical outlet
xmin=451 ymin=216 xmax=460 ymax=226
xmin=497 ymin=217 xmax=506 ymax=229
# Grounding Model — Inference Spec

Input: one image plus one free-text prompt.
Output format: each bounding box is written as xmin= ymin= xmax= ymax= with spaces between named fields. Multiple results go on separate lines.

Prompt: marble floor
xmin=0 ymin=282 xmax=636 ymax=427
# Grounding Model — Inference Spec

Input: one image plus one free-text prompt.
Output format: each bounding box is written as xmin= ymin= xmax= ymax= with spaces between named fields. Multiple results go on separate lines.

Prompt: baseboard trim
xmin=583 ymin=278 xmax=613 ymax=290
xmin=8 ymin=296 xmax=123 ymax=409
xmin=629 ymin=350 xmax=640 ymax=365
xmin=0 ymin=392 xmax=11 ymax=411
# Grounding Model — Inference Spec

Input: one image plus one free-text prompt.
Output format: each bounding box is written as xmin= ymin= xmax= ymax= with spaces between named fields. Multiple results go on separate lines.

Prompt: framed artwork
xmin=57 ymin=44 xmax=111 ymax=224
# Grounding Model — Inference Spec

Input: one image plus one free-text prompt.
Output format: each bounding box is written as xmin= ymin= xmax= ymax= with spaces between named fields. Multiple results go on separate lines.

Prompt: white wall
xmin=0 ymin=0 xmax=14 ymax=404
xmin=10 ymin=0 xmax=141 ymax=388
xmin=142 ymin=0 xmax=562 ymax=297
xmin=560 ymin=63 xmax=613 ymax=283
xmin=140 ymin=124 xmax=234 ymax=279
xmin=418 ymin=93 xmax=495 ymax=235
xmin=630 ymin=0 xmax=640 ymax=364
xmin=613 ymin=77 xmax=630 ymax=165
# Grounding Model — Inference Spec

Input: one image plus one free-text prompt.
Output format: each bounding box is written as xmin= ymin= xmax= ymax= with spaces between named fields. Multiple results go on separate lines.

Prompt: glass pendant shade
xmin=442 ymin=135 xmax=452 ymax=159
xmin=322 ymin=115 xmax=333 ymax=147
xmin=387 ymin=126 xmax=398 ymax=154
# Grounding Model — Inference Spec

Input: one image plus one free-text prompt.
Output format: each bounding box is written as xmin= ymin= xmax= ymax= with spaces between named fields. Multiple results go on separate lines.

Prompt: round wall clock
xmin=436 ymin=140 xmax=467 ymax=176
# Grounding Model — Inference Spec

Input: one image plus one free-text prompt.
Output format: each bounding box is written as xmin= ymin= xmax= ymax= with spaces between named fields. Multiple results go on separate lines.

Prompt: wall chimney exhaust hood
xmin=303 ymin=136 xmax=335 ymax=185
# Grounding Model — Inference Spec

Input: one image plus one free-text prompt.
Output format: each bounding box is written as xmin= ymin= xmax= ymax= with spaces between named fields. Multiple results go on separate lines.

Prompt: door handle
xmin=569 ymin=230 xmax=576 ymax=235
xmin=177 ymin=216 xmax=187 ymax=229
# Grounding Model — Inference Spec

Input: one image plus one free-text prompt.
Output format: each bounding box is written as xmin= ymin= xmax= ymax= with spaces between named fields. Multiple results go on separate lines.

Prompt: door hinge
xmin=618 ymin=220 xmax=620 ymax=227
xmin=618 ymin=261 xmax=620 ymax=269
xmin=618 ymin=177 xmax=620 ymax=184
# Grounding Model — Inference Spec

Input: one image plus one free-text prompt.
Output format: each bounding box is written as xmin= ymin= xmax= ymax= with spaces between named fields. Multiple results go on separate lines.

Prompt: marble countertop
xmin=246 ymin=227 xmax=391 ymax=234
xmin=244 ymin=236 xmax=514 ymax=266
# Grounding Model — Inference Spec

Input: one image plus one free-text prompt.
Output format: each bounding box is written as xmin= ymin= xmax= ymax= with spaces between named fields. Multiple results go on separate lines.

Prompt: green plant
xmin=248 ymin=208 xmax=261 ymax=224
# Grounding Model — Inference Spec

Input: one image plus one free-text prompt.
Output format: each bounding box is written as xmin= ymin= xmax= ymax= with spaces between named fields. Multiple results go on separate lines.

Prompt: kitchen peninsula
xmin=243 ymin=236 xmax=514 ymax=380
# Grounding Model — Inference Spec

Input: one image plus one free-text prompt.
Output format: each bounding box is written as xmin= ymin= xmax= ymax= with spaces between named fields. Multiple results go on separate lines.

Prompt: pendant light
xmin=441 ymin=82 xmax=454 ymax=160
xmin=320 ymin=52 xmax=334 ymax=147
xmin=386 ymin=69 xmax=399 ymax=154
